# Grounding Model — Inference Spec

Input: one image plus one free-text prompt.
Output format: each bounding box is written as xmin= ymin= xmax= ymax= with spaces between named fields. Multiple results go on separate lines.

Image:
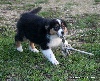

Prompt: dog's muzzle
xmin=57 ymin=28 xmax=64 ymax=37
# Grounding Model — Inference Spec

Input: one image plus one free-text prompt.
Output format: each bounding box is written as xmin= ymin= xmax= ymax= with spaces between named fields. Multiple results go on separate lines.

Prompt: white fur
xmin=57 ymin=29 xmax=63 ymax=37
xmin=47 ymin=35 xmax=62 ymax=48
xmin=17 ymin=46 xmax=23 ymax=52
xmin=56 ymin=19 xmax=61 ymax=25
xmin=61 ymin=40 xmax=69 ymax=50
xmin=64 ymin=40 xmax=68 ymax=45
xmin=29 ymin=46 xmax=39 ymax=53
xmin=41 ymin=49 xmax=59 ymax=65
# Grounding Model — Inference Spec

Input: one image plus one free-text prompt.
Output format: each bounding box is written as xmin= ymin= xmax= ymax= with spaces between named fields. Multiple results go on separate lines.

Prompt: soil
xmin=0 ymin=0 xmax=100 ymax=31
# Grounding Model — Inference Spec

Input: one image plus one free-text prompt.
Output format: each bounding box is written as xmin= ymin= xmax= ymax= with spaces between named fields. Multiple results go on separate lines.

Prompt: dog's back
xmin=15 ymin=7 xmax=48 ymax=43
xmin=19 ymin=7 xmax=42 ymax=24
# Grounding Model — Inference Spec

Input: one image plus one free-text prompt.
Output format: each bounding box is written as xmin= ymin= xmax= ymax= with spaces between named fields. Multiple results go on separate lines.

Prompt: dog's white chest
xmin=47 ymin=35 xmax=62 ymax=48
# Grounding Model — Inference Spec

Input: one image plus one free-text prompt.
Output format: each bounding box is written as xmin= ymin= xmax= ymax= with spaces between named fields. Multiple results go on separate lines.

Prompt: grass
xmin=95 ymin=0 xmax=100 ymax=2
xmin=0 ymin=0 xmax=12 ymax=5
xmin=0 ymin=39 xmax=100 ymax=81
xmin=34 ymin=0 xmax=49 ymax=4
xmin=15 ymin=4 xmax=35 ymax=10
xmin=73 ymin=14 xmax=99 ymax=29
xmin=38 ymin=10 xmax=62 ymax=18
xmin=68 ymin=14 xmax=100 ymax=43
xmin=0 ymin=36 xmax=100 ymax=81
xmin=94 ymin=0 xmax=100 ymax=4
xmin=0 ymin=0 xmax=100 ymax=81
xmin=0 ymin=0 xmax=21 ymax=5
xmin=64 ymin=2 xmax=78 ymax=10
xmin=0 ymin=18 xmax=100 ymax=81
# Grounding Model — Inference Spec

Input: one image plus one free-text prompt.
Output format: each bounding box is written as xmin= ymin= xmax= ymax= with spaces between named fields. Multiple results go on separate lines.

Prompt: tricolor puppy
xmin=15 ymin=7 xmax=69 ymax=65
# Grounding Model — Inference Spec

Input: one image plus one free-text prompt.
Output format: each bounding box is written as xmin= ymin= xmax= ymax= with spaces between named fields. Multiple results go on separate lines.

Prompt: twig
xmin=61 ymin=35 xmax=94 ymax=56
xmin=66 ymin=47 xmax=94 ymax=56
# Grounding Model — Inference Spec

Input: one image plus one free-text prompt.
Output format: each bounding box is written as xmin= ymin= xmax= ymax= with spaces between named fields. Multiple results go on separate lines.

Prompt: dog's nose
xmin=61 ymin=31 xmax=64 ymax=35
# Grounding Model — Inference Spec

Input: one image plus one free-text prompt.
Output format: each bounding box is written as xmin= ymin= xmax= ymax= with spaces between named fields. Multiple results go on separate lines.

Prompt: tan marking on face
xmin=61 ymin=23 xmax=68 ymax=34
xmin=64 ymin=27 xmax=68 ymax=34
xmin=50 ymin=28 xmax=57 ymax=35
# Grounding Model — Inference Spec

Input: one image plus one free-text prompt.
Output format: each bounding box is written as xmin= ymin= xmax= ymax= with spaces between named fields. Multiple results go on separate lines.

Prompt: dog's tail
xmin=30 ymin=7 xmax=42 ymax=14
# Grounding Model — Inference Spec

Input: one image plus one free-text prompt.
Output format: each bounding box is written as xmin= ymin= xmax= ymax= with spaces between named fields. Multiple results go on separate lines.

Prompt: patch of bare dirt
xmin=0 ymin=0 xmax=100 ymax=29
xmin=39 ymin=0 xmax=100 ymax=15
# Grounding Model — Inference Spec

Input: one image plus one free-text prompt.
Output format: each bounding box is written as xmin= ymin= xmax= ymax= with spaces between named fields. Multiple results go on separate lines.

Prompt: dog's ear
xmin=60 ymin=19 xmax=68 ymax=34
xmin=49 ymin=19 xmax=57 ymax=28
xmin=61 ymin=19 xmax=67 ymax=27
xmin=45 ymin=20 xmax=50 ymax=30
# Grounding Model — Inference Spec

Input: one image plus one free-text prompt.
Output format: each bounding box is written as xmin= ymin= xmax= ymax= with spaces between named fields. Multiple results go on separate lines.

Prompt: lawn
xmin=0 ymin=33 xmax=100 ymax=81
xmin=0 ymin=0 xmax=100 ymax=81
xmin=0 ymin=36 xmax=100 ymax=81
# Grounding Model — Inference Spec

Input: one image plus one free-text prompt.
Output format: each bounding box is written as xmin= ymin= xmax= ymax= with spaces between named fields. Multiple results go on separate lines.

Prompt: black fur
xmin=30 ymin=7 xmax=42 ymax=14
xmin=15 ymin=7 xmax=66 ymax=50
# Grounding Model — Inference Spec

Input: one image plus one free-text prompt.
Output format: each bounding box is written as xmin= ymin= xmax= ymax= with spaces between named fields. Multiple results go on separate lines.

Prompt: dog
xmin=15 ymin=7 xmax=69 ymax=65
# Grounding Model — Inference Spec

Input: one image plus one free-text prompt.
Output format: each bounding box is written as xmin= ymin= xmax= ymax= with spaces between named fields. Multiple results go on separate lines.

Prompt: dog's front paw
xmin=17 ymin=46 xmax=23 ymax=52
xmin=42 ymin=49 xmax=59 ymax=65
xmin=32 ymin=48 xmax=39 ymax=53
xmin=52 ymin=59 xmax=59 ymax=65
xmin=29 ymin=46 xmax=39 ymax=53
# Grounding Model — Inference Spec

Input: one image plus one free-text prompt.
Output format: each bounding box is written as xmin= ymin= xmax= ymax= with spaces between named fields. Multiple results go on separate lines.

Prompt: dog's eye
xmin=54 ymin=26 xmax=60 ymax=31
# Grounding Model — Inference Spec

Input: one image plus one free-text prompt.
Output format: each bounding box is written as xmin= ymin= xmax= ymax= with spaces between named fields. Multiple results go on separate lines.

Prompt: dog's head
xmin=47 ymin=19 xmax=68 ymax=37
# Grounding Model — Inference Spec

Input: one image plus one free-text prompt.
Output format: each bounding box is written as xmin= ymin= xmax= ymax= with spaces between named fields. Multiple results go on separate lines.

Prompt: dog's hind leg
xmin=15 ymin=41 xmax=23 ymax=52
xmin=15 ymin=33 xmax=24 ymax=52
xmin=29 ymin=41 xmax=39 ymax=53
